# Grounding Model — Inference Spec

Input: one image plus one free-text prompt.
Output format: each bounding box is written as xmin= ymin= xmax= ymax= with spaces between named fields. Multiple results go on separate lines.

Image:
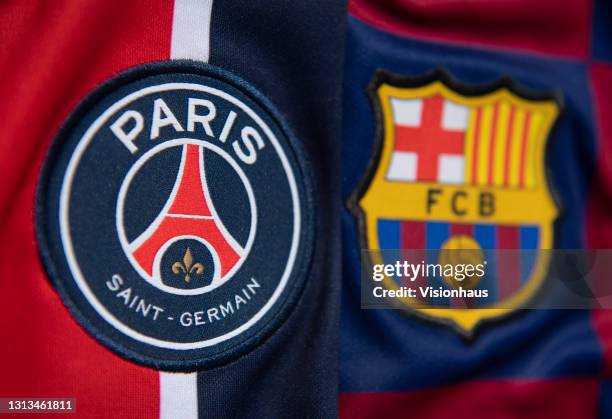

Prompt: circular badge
xmin=36 ymin=61 xmax=315 ymax=370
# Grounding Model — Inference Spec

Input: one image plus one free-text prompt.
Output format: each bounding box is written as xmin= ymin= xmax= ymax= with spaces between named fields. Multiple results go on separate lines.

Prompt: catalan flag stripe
xmin=493 ymin=101 xmax=511 ymax=186
xmin=525 ymin=111 xmax=543 ymax=188
xmin=487 ymin=103 xmax=500 ymax=184
xmin=503 ymin=107 xmax=516 ymax=186
xmin=518 ymin=112 xmax=531 ymax=187
xmin=461 ymin=101 xmax=544 ymax=188
xmin=477 ymin=105 xmax=493 ymax=184
xmin=508 ymin=108 xmax=525 ymax=187
xmin=464 ymin=108 xmax=477 ymax=184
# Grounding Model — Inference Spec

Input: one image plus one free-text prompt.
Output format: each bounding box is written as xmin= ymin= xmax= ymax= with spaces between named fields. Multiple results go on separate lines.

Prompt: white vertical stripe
xmin=171 ymin=0 xmax=214 ymax=62
xmin=160 ymin=3 xmax=213 ymax=418
xmin=160 ymin=372 xmax=199 ymax=419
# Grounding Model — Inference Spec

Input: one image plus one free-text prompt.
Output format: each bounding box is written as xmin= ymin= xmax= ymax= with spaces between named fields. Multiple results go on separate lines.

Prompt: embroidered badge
xmin=36 ymin=61 xmax=315 ymax=370
xmin=350 ymin=69 xmax=561 ymax=333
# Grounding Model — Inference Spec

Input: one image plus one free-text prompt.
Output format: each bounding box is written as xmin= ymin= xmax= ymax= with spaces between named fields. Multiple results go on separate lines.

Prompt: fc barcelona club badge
xmin=36 ymin=61 xmax=315 ymax=370
xmin=350 ymin=69 xmax=561 ymax=333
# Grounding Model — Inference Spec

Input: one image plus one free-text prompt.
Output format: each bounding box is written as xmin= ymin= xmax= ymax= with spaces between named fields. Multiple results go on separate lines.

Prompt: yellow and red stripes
xmin=464 ymin=101 xmax=544 ymax=188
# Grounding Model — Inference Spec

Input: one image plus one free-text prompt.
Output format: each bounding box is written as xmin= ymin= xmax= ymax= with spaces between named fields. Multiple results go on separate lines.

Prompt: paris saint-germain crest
xmin=36 ymin=62 xmax=315 ymax=370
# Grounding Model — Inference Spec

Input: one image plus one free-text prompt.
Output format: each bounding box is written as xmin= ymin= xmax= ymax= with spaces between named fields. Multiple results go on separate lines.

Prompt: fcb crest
xmin=351 ymin=69 xmax=561 ymax=333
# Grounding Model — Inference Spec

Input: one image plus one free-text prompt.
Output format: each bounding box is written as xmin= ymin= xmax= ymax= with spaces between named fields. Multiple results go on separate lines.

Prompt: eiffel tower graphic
xmin=127 ymin=143 xmax=243 ymax=283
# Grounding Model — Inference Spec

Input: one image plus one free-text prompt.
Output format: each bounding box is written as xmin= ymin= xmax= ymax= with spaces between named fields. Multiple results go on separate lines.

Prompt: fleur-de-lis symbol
xmin=172 ymin=247 xmax=204 ymax=283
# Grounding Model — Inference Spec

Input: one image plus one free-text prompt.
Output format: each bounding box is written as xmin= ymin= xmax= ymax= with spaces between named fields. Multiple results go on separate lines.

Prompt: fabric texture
xmin=0 ymin=1 xmax=346 ymax=418
xmin=339 ymin=1 xmax=612 ymax=418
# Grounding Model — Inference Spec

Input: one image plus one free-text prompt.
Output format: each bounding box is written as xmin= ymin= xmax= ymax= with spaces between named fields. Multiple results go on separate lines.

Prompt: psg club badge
xmin=36 ymin=61 xmax=315 ymax=370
